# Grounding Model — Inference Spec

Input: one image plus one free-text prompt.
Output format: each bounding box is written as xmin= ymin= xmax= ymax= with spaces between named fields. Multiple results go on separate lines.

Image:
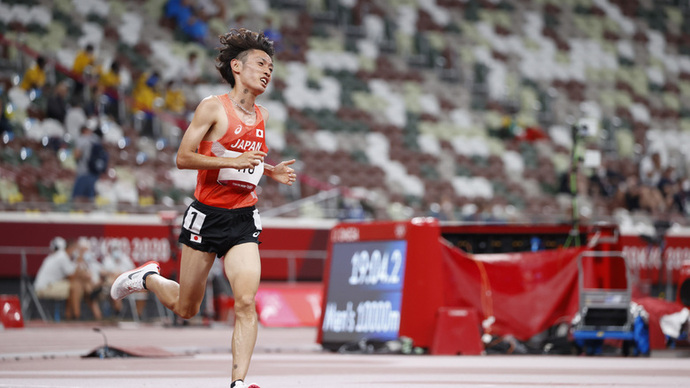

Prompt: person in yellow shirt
xmin=98 ymin=61 xmax=120 ymax=92
xmin=164 ymin=80 xmax=186 ymax=114
xmin=98 ymin=61 xmax=121 ymax=121
xmin=20 ymin=56 xmax=47 ymax=91
xmin=132 ymin=71 xmax=160 ymax=113
xmin=132 ymin=71 xmax=161 ymax=136
xmin=72 ymin=44 xmax=95 ymax=102
xmin=72 ymin=44 xmax=95 ymax=78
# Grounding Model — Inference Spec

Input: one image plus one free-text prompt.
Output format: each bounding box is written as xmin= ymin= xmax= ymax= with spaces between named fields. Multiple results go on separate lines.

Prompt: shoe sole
xmin=110 ymin=260 xmax=160 ymax=301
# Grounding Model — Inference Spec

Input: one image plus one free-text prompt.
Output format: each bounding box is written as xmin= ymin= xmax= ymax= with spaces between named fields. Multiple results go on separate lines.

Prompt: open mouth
xmin=260 ymin=77 xmax=268 ymax=87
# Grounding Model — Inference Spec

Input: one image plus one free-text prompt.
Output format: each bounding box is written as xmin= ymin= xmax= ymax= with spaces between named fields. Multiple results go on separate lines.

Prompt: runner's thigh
xmin=224 ymin=243 xmax=261 ymax=298
xmin=178 ymin=245 xmax=216 ymax=307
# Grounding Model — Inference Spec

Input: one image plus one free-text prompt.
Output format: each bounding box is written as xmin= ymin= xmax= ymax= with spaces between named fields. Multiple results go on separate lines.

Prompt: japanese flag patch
xmin=190 ymin=233 xmax=202 ymax=243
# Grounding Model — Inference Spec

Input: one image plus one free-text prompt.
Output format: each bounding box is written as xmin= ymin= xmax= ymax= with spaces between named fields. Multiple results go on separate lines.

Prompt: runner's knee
xmin=233 ymin=294 xmax=256 ymax=314
xmin=177 ymin=302 xmax=201 ymax=319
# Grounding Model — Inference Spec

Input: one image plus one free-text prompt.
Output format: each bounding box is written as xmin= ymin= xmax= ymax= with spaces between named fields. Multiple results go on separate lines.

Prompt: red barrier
xmin=620 ymin=234 xmax=690 ymax=285
xmin=0 ymin=294 xmax=24 ymax=328
xmin=430 ymin=307 xmax=483 ymax=355
xmin=633 ymin=296 xmax=684 ymax=349
xmin=440 ymin=240 xmax=585 ymax=341
xmin=5 ymin=215 xmax=690 ymax=287
xmin=255 ymin=282 xmax=322 ymax=327
xmin=0 ymin=215 xmax=331 ymax=282
xmin=0 ymin=216 xmax=178 ymax=278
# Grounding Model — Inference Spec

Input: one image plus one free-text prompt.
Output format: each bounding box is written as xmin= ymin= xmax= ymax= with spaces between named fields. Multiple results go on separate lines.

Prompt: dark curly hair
xmin=216 ymin=28 xmax=275 ymax=87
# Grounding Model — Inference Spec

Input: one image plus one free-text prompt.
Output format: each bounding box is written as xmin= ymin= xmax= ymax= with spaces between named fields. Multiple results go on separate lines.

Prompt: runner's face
xmin=236 ymin=49 xmax=273 ymax=94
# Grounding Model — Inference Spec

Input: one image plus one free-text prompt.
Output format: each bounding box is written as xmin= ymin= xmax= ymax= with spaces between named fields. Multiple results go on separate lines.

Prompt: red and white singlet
xmin=194 ymin=94 xmax=269 ymax=209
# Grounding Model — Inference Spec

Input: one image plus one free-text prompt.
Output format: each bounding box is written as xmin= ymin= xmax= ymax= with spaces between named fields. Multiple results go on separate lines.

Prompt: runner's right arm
xmin=176 ymin=97 xmax=265 ymax=171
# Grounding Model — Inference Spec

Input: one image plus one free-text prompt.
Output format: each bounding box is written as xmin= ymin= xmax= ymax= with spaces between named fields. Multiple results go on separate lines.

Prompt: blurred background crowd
xmin=1 ymin=0 xmax=690 ymax=231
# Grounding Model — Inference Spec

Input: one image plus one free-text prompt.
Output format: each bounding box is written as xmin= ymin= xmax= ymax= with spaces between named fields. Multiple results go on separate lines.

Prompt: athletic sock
xmin=142 ymin=271 xmax=157 ymax=290
xmin=230 ymin=380 xmax=243 ymax=388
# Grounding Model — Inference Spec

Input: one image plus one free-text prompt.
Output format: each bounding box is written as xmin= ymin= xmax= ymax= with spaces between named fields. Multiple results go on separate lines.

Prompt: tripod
xmin=19 ymin=249 xmax=48 ymax=322
xmin=564 ymin=123 xmax=585 ymax=249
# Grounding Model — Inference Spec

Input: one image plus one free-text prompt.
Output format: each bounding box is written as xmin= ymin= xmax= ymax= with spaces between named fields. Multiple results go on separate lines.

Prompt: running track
xmin=1 ymin=322 xmax=689 ymax=387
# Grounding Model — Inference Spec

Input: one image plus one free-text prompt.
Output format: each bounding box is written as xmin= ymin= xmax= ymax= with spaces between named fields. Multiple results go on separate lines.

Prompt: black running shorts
xmin=178 ymin=200 xmax=262 ymax=257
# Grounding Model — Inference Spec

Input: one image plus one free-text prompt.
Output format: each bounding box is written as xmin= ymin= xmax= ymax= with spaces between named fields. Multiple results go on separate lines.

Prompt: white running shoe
xmin=110 ymin=261 xmax=160 ymax=301
xmin=232 ymin=381 xmax=260 ymax=388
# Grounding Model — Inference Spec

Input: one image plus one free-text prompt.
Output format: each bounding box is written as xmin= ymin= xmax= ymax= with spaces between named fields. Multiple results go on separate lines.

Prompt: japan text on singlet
xmin=194 ymin=94 xmax=269 ymax=209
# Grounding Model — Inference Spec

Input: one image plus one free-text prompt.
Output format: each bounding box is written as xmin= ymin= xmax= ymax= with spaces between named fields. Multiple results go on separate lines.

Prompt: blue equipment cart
xmin=571 ymin=251 xmax=649 ymax=356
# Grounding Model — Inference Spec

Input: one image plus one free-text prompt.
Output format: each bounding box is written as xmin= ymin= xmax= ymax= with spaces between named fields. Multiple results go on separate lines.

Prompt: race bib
xmin=216 ymin=149 xmax=264 ymax=191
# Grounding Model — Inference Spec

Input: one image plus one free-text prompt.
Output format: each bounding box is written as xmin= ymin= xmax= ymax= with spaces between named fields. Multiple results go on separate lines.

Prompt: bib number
xmin=217 ymin=150 xmax=264 ymax=191
xmin=182 ymin=206 xmax=206 ymax=233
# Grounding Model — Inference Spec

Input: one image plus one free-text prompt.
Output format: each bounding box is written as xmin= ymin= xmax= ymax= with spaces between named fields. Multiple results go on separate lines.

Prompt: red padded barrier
xmin=0 ymin=295 xmax=24 ymax=329
xmin=430 ymin=307 xmax=483 ymax=355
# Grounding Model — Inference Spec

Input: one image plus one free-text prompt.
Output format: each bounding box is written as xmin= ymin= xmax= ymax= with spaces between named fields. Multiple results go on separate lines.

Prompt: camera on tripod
xmin=573 ymin=117 xmax=599 ymax=138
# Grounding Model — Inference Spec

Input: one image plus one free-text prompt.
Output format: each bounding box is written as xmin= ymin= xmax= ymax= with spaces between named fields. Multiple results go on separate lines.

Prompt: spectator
xmin=165 ymin=0 xmax=194 ymax=26
xmin=639 ymin=150 xmax=665 ymax=187
xmin=72 ymin=44 xmax=96 ymax=79
xmin=72 ymin=125 xmax=94 ymax=201
xmin=34 ymin=237 xmax=77 ymax=318
xmin=72 ymin=126 xmax=107 ymax=202
xmin=262 ymin=18 xmax=283 ymax=53
xmin=616 ymin=174 xmax=665 ymax=215
xmin=101 ymin=245 xmax=137 ymax=316
xmin=33 ymin=237 xmax=93 ymax=320
xmin=673 ymin=179 xmax=690 ymax=215
xmin=657 ymin=165 xmax=676 ymax=191
xmin=438 ymin=193 xmax=457 ymax=221
xmin=82 ymin=85 xmax=101 ymax=117
xmin=0 ymin=106 xmax=9 ymax=135
xmin=132 ymin=71 xmax=161 ymax=113
xmin=98 ymin=61 xmax=120 ymax=92
xmin=64 ymin=99 xmax=88 ymax=138
xmin=19 ymin=55 xmax=47 ymax=92
xmin=163 ymin=0 xmax=182 ymax=18
xmin=72 ymin=44 xmax=96 ymax=103
xmin=45 ymin=81 xmax=70 ymax=124
xmin=182 ymin=15 xmax=209 ymax=44
xmin=658 ymin=166 xmax=682 ymax=214
xmin=132 ymin=71 xmax=161 ymax=136
xmin=196 ymin=0 xmax=224 ymax=20
xmin=76 ymin=237 xmax=104 ymax=320
xmin=97 ymin=61 xmax=121 ymax=121
xmin=589 ymin=158 xmax=625 ymax=199
xmin=181 ymin=51 xmax=202 ymax=85
xmin=1 ymin=85 xmax=11 ymax=135
xmin=164 ymin=80 xmax=186 ymax=114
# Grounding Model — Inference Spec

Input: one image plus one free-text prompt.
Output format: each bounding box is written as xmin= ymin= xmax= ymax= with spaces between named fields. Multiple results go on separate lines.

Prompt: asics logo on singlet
xmin=234 ymin=124 xmax=242 ymax=134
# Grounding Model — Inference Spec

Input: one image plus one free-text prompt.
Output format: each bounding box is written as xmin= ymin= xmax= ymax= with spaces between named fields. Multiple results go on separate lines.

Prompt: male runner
xmin=111 ymin=28 xmax=296 ymax=388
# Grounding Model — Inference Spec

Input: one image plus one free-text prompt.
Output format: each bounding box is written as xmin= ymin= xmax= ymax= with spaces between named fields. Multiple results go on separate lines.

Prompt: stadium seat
xmin=0 ymin=0 xmax=688 ymax=223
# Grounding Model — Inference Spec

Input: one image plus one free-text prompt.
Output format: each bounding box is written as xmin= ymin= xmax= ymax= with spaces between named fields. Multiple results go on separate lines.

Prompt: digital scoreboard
xmin=318 ymin=219 xmax=446 ymax=351
xmin=321 ymin=240 xmax=408 ymax=344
